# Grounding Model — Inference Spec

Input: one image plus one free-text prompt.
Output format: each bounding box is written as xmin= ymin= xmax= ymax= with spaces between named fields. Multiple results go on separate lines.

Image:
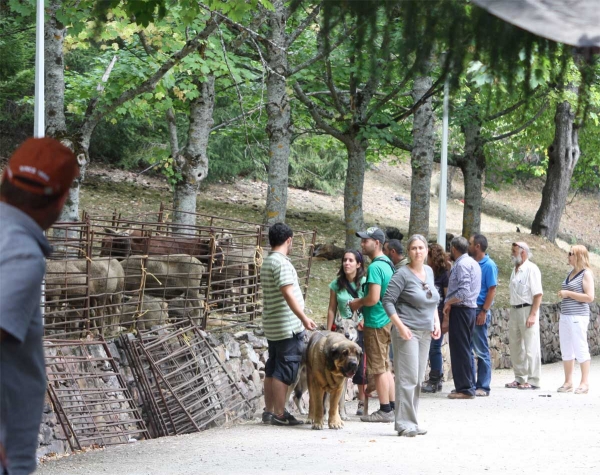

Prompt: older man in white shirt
xmin=506 ymin=242 xmax=544 ymax=390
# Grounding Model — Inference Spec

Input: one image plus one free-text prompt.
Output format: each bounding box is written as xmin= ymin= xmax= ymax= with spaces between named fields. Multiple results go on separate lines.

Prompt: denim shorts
xmin=265 ymin=331 xmax=306 ymax=386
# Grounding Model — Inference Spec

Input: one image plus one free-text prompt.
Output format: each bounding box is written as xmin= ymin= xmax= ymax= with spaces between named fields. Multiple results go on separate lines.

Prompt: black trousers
xmin=448 ymin=306 xmax=476 ymax=396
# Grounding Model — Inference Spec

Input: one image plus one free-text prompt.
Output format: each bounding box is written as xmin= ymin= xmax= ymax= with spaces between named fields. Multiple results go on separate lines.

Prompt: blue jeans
xmin=471 ymin=309 xmax=492 ymax=393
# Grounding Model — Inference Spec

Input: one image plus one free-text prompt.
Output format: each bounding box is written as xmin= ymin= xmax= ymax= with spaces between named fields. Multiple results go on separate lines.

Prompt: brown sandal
xmin=505 ymin=381 xmax=521 ymax=389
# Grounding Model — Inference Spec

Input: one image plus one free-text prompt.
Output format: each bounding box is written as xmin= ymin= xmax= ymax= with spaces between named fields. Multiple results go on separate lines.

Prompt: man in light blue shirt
xmin=468 ymin=234 xmax=498 ymax=397
xmin=442 ymin=236 xmax=482 ymax=399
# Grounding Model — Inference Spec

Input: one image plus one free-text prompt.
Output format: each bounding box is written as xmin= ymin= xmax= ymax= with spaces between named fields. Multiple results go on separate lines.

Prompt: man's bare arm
xmin=349 ymin=284 xmax=381 ymax=311
xmin=281 ymin=284 xmax=316 ymax=330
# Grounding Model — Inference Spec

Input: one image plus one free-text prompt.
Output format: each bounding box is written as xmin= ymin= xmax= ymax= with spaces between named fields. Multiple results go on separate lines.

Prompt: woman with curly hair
xmin=421 ymin=243 xmax=452 ymax=393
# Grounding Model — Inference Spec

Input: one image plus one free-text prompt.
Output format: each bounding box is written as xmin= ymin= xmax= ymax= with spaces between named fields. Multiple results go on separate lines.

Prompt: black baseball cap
xmin=356 ymin=226 xmax=386 ymax=244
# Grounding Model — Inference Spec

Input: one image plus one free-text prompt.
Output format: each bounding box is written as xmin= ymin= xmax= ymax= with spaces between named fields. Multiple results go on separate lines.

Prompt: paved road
xmin=38 ymin=357 xmax=600 ymax=475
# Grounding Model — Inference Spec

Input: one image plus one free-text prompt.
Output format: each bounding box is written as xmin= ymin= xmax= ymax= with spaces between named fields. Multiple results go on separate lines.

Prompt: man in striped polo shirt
xmin=260 ymin=223 xmax=316 ymax=426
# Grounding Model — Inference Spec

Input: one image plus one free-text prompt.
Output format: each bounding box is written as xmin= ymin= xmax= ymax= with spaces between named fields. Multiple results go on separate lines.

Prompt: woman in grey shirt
xmin=382 ymin=234 xmax=441 ymax=437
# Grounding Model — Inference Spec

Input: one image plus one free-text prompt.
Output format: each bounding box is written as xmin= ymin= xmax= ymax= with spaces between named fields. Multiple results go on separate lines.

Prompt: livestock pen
xmin=43 ymin=204 xmax=317 ymax=338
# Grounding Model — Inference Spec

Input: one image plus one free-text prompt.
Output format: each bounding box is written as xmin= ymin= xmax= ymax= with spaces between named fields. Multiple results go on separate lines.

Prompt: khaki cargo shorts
xmin=363 ymin=322 xmax=392 ymax=375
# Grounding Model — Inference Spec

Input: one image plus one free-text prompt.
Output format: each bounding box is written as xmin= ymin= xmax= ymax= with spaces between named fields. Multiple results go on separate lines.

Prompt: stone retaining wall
xmin=489 ymin=303 xmax=600 ymax=369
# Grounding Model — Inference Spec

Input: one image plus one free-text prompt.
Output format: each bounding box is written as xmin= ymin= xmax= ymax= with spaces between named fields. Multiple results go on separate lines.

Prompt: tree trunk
xmin=408 ymin=75 xmax=436 ymax=237
xmin=447 ymin=165 xmax=458 ymax=198
xmin=45 ymin=1 xmax=82 ymax=224
xmin=173 ymin=75 xmax=215 ymax=231
xmin=264 ymin=0 xmax=291 ymax=225
xmin=44 ymin=1 xmax=66 ymax=137
xmin=344 ymin=138 xmax=367 ymax=249
xmin=45 ymin=0 xmax=86 ymax=223
xmin=58 ymin=130 xmax=90 ymax=222
xmin=531 ymin=100 xmax=580 ymax=242
xmin=460 ymin=119 xmax=485 ymax=238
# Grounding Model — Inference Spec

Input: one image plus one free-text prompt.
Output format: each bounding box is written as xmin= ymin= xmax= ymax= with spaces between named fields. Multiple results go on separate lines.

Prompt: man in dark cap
xmin=0 ymin=137 xmax=79 ymax=475
xmin=349 ymin=227 xmax=396 ymax=423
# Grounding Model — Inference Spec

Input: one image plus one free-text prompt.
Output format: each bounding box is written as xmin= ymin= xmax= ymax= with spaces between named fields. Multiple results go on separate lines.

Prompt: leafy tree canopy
xmin=316 ymin=0 xmax=598 ymax=99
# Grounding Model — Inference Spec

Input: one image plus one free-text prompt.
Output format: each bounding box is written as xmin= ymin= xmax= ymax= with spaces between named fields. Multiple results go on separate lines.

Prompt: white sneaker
xmin=360 ymin=409 xmax=393 ymax=423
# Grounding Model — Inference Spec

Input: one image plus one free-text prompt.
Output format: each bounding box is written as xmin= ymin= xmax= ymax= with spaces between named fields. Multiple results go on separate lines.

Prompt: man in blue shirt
xmin=468 ymin=234 xmax=498 ymax=397
xmin=1 ymin=138 xmax=78 ymax=475
xmin=442 ymin=236 xmax=482 ymax=399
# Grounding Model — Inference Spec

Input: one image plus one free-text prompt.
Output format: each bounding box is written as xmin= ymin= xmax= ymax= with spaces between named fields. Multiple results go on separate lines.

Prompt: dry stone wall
xmin=489 ymin=303 xmax=600 ymax=369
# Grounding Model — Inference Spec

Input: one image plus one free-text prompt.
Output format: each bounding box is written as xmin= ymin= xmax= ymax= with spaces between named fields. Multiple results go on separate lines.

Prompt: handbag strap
xmin=345 ymin=282 xmax=360 ymax=299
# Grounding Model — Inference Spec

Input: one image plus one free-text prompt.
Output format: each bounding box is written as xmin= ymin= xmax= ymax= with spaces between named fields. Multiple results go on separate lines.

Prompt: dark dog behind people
xmin=305 ymin=331 xmax=362 ymax=430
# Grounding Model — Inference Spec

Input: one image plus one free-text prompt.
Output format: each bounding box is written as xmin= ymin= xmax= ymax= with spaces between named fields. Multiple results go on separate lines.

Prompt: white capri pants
xmin=559 ymin=314 xmax=591 ymax=362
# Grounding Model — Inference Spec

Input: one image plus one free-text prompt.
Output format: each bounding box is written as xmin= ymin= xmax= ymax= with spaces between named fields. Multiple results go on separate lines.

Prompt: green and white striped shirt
xmin=260 ymin=251 xmax=304 ymax=341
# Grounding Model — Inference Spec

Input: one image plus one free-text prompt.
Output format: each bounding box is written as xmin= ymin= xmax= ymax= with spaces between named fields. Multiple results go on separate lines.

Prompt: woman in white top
xmin=557 ymin=245 xmax=595 ymax=394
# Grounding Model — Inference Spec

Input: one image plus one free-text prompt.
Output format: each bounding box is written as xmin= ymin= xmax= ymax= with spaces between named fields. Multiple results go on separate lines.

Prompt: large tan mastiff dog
xmin=305 ymin=331 xmax=362 ymax=430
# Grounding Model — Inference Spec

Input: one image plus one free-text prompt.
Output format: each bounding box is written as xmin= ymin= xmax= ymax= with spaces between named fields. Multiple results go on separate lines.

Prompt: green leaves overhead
xmin=2 ymin=0 xmax=598 ymax=197
xmin=92 ymin=0 xmax=268 ymax=26
xmin=317 ymin=0 xmax=598 ymax=100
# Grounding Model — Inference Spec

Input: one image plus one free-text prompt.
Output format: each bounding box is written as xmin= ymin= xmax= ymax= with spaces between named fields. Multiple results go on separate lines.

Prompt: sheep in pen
xmin=44 ymin=254 xmax=206 ymax=337
xmin=42 ymin=217 xmax=271 ymax=337
xmin=99 ymin=226 xmax=262 ymax=324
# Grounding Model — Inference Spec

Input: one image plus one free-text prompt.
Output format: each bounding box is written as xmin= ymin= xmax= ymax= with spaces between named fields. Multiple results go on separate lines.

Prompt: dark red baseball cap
xmin=2 ymin=137 xmax=78 ymax=196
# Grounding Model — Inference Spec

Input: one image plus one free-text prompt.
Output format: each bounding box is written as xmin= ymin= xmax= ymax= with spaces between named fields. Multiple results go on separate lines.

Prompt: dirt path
xmin=39 ymin=357 xmax=600 ymax=475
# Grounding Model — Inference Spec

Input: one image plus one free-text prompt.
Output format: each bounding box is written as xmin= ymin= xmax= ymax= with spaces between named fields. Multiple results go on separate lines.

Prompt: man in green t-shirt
xmin=349 ymin=227 xmax=395 ymax=423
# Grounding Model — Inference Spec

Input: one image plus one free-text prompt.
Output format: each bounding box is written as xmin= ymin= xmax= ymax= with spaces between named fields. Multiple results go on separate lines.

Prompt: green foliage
xmin=288 ymin=138 xmax=347 ymax=194
xmin=92 ymin=0 xmax=271 ymax=27
xmin=88 ymin=116 xmax=167 ymax=166
xmin=0 ymin=11 xmax=35 ymax=154
xmin=207 ymin=131 xmax=267 ymax=183
xmin=319 ymin=0 xmax=576 ymax=98
xmin=572 ymin=148 xmax=600 ymax=192
xmin=290 ymin=8 xmax=416 ymax=172
xmin=7 ymin=0 xmax=34 ymax=16
xmin=153 ymin=154 xmax=183 ymax=188
xmin=3 ymin=0 xmax=598 ymax=208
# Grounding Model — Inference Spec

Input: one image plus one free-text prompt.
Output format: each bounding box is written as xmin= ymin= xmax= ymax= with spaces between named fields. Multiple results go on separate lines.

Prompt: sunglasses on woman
xmin=422 ymin=282 xmax=433 ymax=299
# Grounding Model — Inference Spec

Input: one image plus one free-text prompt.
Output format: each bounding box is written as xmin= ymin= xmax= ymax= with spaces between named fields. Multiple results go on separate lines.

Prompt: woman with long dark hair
xmin=327 ymin=250 xmax=368 ymax=414
xmin=422 ymin=243 xmax=451 ymax=393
